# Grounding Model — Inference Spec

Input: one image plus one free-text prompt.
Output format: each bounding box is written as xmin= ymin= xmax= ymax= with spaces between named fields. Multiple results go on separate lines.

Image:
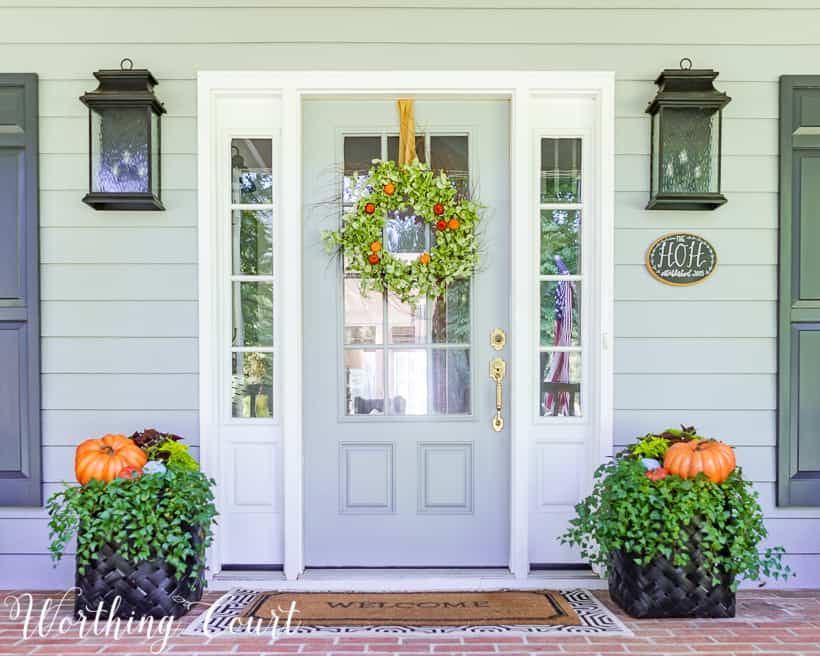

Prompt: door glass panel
xmin=385 ymin=208 xmax=426 ymax=259
xmin=387 ymin=135 xmax=426 ymax=164
xmin=540 ymin=280 xmax=580 ymax=347
xmin=233 ymin=281 xmax=273 ymax=347
xmin=232 ymin=210 xmax=273 ymax=275
xmin=344 ymin=136 xmax=380 ymax=204
xmin=540 ymin=209 xmax=581 ymax=275
xmin=431 ymin=280 xmax=470 ymax=344
xmin=340 ymin=132 xmax=473 ymax=417
xmin=345 ymin=349 xmax=385 ymax=415
xmin=540 ymin=138 xmax=581 ymax=203
xmin=231 ymin=138 xmax=273 ymax=204
xmin=388 ymin=349 xmax=427 ymax=416
xmin=388 ymin=294 xmax=427 ymax=345
xmin=344 ymin=278 xmax=383 ymax=345
xmin=432 ymin=348 xmax=471 ymax=415
xmin=539 ymin=351 xmax=581 ymax=417
xmin=232 ymin=352 xmax=273 ymax=418
xmin=431 ymin=135 xmax=469 ymax=196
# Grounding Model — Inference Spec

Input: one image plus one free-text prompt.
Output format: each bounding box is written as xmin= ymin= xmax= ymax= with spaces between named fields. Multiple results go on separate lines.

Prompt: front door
xmin=302 ymin=100 xmax=511 ymax=566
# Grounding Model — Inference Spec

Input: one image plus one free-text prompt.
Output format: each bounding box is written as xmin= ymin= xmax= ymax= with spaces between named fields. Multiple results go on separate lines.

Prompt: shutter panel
xmin=0 ymin=74 xmax=41 ymax=506
xmin=778 ymin=76 xmax=820 ymax=506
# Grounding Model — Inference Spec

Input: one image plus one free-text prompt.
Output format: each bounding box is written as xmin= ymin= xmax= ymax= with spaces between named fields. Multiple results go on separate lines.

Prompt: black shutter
xmin=0 ymin=74 xmax=41 ymax=506
xmin=778 ymin=76 xmax=820 ymax=506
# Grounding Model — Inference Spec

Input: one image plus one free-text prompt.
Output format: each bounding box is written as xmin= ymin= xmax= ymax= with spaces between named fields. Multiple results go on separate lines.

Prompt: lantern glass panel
xmin=659 ymin=107 xmax=720 ymax=195
xmin=90 ymin=107 xmax=150 ymax=194
xmin=651 ymin=112 xmax=660 ymax=197
xmin=151 ymin=111 xmax=160 ymax=196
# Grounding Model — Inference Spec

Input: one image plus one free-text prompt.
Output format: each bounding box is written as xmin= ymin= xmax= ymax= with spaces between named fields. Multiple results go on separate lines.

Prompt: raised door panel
xmin=0 ymin=142 xmax=22 ymax=301
xmin=796 ymin=328 xmax=820 ymax=474
xmin=0 ymin=324 xmax=24 ymax=472
xmin=797 ymin=155 xmax=820 ymax=301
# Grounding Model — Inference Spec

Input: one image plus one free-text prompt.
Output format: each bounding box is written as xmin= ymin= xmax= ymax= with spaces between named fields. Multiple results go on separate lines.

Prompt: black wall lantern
xmin=646 ymin=58 xmax=731 ymax=211
xmin=80 ymin=58 xmax=165 ymax=210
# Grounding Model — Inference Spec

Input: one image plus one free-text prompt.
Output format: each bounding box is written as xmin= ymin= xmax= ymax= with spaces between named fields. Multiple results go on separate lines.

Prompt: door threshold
xmin=210 ymin=567 xmax=605 ymax=591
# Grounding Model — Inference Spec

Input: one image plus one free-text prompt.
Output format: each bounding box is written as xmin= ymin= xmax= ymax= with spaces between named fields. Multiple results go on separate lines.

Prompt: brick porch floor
xmin=0 ymin=590 xmax=818 ymax=656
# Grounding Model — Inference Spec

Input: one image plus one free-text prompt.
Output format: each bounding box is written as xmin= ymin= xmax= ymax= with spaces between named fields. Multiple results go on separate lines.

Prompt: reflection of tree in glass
xmin=541 ymin=210 xmax=580 ymax=274
xmin=431 ymin=280 xmax=470 ymax=344
xmin=237 ymin=282 xmax=273 ymax=346
xmin=540 ymin=174 xmax=581 ymax=203
xmin=236 ymin=210 xmax=273 ymax=275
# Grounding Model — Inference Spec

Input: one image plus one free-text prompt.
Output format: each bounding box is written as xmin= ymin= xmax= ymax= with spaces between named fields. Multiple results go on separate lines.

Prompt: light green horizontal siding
xmin=2 ymin=44 xmax=819 ymax=81
xmin=614 ymin=374 xmax=775 ymax=411
xmin=5 ymin=7 xmax=820 ymax=46
xmin=0 ymin=1 xmax=808 ymax=588
xmin=41 ymin=301 xmax=197 ymax=337
xmin=42 ymin=338 xmax=198 ymax=373
xmin=41 ymin=264 xmax=197 ymax=300
xmin=41 ymin=227 xmax=198 ymax=264
xmin=42 ymin=374 xmax=198 ymax=411
xmin=614 ymin=339 xmax=776 ymax=374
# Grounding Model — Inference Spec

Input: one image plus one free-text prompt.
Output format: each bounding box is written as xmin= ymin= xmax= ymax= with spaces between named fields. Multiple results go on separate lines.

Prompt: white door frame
xmin=197 ymin=71 xmax=615 ymax=582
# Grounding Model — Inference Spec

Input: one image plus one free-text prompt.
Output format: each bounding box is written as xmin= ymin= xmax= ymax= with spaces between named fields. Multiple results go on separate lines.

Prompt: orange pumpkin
xmin=663 ymin=439 xmax=736 ymax=484
xmin=75 ymin=434 xmax=147 ymax=485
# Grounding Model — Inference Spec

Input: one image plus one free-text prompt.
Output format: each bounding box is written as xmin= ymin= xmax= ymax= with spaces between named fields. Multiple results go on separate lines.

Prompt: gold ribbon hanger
xmin=397 ymin=99 xmax=417 ymax=165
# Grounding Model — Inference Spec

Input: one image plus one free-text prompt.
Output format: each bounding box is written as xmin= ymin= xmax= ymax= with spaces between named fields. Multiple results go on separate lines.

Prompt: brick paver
xmin=0 ymin=590 xmax=817 ymax=656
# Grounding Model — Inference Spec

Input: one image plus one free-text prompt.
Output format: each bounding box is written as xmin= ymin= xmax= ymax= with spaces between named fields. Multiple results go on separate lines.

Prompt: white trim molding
xmin=197 ymin=71 xmax=615 ymax=584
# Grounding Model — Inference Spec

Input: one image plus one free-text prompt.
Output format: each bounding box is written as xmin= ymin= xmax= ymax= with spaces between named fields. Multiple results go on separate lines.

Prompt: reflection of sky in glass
xmin=235 ymin=171 xmax=273 ymax=204
xmin=343 ymin=175 xmax=370 ymax=203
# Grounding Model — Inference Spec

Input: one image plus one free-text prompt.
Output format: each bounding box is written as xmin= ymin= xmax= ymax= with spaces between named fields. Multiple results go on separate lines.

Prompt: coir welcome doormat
xmin=183 ymin=588 xmax=632 ymax=637
xmin=246 ymin=590 xmax=579 ymax=625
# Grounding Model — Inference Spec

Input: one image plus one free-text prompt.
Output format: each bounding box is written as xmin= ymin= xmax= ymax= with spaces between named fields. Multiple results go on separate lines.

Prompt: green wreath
xmin=322 ymin=159 xmax=481 ymax=305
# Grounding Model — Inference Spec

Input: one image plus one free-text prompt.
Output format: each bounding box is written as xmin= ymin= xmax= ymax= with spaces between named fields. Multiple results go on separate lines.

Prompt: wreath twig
xmin=322 ymin=159 xmax=482 ymax=305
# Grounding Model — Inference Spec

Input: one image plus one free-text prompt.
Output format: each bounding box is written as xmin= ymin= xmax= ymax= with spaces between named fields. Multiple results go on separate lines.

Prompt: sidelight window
xmin=229 ymin=138 xmax=275 ymax=419
xmin=538 ymin=138 xmax=583 ymax=417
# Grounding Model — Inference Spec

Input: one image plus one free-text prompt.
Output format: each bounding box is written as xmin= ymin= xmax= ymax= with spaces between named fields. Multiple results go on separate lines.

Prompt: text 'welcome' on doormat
xmin=183 ymin=589 xmax=632 ymax=637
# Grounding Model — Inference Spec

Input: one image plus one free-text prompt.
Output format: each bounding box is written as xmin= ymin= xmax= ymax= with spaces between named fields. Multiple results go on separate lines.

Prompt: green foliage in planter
xmin=47 ymin=469 xmax=217 ymax=581
xmin=560 ymin=452 xmax=792 ymax=590
xmin=144 ymin=439 xmax=199 ymax=473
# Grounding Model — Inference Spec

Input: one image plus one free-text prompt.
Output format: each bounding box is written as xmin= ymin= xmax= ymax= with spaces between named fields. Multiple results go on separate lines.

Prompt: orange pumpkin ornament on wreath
xmin=75 ymin=434 xmax=148 ymax=485
xmin=321 ymin=158 xmax=482 ymax=305
xmin=663 ymin=439 xmax=737 ymax=484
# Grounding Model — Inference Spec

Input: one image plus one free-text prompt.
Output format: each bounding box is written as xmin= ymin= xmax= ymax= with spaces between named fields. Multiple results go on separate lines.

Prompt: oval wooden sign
xmin=645 ymin=232 xmax=717 ymax=286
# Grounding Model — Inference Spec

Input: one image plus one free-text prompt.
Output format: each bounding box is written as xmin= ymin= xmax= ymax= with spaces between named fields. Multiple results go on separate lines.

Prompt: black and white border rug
xmin=183 ymin=588 xmax=632 ymax=637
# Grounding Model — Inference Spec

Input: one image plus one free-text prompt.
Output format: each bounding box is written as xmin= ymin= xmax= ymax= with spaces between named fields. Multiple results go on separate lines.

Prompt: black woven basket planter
xmin=74 ymin=528 xmax=204 ymax=620
xmin=608 ymin=522 xmax=736 ymax=619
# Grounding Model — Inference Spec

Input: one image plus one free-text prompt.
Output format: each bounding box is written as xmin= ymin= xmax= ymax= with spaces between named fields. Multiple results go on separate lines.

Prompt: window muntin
xmin=341 ymin=134 xmax=473 ymax=417
xmin=230 ymin=138 xmax=275 ymax=419
xmin=539 ymin=137 xmax=583 ymax=418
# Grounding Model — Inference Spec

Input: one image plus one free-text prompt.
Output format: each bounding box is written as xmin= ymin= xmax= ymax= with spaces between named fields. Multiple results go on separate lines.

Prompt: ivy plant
xmin=47 ymin=468 xmax=217 ymax=581
xmin=560 ymin=442 xmax=792 ymax=590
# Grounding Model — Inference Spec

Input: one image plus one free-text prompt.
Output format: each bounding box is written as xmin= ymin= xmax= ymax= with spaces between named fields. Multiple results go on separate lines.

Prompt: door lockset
xmin=489 ymin=357 xmax=507 ymax=432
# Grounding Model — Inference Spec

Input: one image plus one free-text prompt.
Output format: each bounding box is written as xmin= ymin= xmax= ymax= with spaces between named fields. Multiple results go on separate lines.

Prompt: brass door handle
xmin=489 ymin=357 xmax=506 ymax=432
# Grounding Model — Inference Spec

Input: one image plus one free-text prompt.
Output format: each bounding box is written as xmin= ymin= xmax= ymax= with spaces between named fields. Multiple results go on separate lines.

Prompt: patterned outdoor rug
xmin=183 ymin=588 xmax=631 ymax=636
